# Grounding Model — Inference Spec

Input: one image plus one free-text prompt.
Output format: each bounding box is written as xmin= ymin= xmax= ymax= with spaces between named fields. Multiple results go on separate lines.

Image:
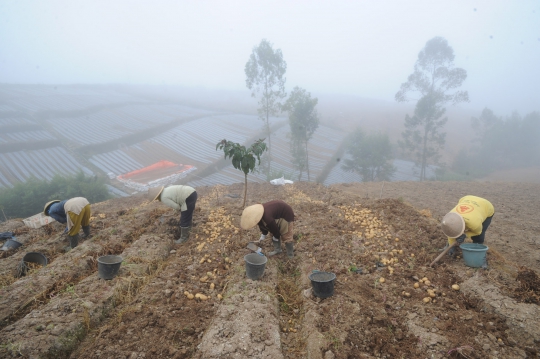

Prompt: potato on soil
xmin=452 ymin=284 xmax=460 ymax=291
xmin=195 ymin=293 xmax=208 ymax=300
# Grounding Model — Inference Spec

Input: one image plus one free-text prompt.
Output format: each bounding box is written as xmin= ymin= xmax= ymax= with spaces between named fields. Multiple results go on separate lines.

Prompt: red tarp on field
xmin=118 ymin=160 xmax=194 ymax=185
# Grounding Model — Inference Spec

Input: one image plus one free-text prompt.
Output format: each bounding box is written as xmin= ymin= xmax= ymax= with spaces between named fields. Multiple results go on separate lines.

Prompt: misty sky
xmin=1 ymin=0 xmax=539 ymax=115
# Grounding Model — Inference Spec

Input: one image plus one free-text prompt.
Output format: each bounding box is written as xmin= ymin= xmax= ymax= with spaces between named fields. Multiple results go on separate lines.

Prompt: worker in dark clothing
xmin=240 ymin=200 xmax=295 ymax=258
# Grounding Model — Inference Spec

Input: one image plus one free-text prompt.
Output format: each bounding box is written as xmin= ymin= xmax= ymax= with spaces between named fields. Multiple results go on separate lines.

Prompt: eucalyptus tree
xmin=283 ymin=87 xmax=319 ymax=181
xmin=395 ymin=37 xmax=469 ymax=180
xmin=245 ymin=39 xmax=287 ymax=174
xmin=342 ymin=128 xmax=396 ymax=182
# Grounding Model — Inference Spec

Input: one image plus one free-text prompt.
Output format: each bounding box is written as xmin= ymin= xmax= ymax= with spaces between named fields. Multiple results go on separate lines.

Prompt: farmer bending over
xmin=241 ymin=200 xmax=295 ymax=258
xmin=44 ymin=197 xmax=91 ymax=248
xmin=148 ymin=185 xmax=198 ymax=244
xmin=441 ymin=195 xmax=495 ymax=256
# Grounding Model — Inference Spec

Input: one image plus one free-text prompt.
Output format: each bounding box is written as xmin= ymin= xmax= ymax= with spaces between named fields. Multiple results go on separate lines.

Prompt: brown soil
xmin=0 ymin=181 xmax=539 ymax=359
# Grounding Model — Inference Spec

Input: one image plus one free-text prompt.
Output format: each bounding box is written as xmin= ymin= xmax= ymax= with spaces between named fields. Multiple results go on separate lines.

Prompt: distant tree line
xmin=452 ymin=109 xmax=540 ymax=176
xmin=0 ymin=172 xmax=110 ymax=220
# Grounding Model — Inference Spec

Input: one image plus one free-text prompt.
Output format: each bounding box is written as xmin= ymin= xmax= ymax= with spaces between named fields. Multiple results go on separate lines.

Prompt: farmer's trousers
xmin=180 ymin=191 xmax=198 ymax=227
xmin=272 ymin=222 xmax=294 ymax=244
xmin=67 ymin=204 xmax=91 ymax=236
xmin=471 ymin=215 xmax=494 ymax=244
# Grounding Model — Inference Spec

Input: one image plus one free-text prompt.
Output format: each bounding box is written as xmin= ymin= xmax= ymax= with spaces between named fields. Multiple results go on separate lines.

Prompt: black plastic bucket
xmin=1 ymin=238 xmax=22 ymax=251
xmin=17 ymin=252 xmax=48 ymax=277
xmin=97 ymin=255 xmax=123 ymax=280
xmin=309 ymin=271 xmax=336 ymax=298
xmin=244 ymin=253 xmax=267 ymax=280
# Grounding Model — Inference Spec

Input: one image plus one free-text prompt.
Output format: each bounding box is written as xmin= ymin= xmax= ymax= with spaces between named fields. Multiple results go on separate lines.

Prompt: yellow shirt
xmin=450 ymin=195 xmax=494 ymax=238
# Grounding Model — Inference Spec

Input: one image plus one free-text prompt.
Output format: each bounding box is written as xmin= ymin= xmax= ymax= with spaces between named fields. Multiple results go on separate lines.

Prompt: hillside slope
xmin=0 ymin=181 xmax=539 ymax=358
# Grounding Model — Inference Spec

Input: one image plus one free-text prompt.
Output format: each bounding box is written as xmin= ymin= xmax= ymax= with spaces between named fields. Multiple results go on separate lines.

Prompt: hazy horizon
xmin=1 ymin=0 xmax=539 ymax=115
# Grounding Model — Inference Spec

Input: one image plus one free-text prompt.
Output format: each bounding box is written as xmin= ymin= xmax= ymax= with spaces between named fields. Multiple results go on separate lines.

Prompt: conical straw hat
xmin=441 ymin=212 xmax=465 ymax=238
xmin=148 ymin=186 xmax=165 ymax=201
xmin=43 ymin=200 xmax=60 ymax=216
xmin=240 ymin=204 xmax=264 ymax=230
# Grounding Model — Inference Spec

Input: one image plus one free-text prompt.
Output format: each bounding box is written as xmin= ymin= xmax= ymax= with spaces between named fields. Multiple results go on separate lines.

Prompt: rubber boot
xmin=268 ymin=239 xmax=282 ymax=256
xmin=68 ymin=234 xmax=79 ymax=249
xmin=175 ymin=226 xmax=191 ymax=244
xmin=285 ymin=242 xmax=294 ymax=258
xmin=82 ymin=226 xmax=91 ymax=239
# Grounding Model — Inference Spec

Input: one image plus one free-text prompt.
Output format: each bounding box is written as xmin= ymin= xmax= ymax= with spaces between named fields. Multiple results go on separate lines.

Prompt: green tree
xmin=395 ymin=36 xmax=469 ymax=180
xmin=245 ymin=39 xmax=287 ymax=174
xmin=216 ymin=139 xmax=267 ymax=208
xmin=342 ymin=128 xmax=396 ymax=182
xmin=0 ymin=172 xmax=110 ymax=220
xmin=283 ymin=87 xmax=319 ymax=181
xmin=399 ymin=94 xmax=447 ymax=179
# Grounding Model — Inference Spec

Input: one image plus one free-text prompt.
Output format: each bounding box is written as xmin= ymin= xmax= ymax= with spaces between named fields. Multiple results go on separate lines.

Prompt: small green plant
xmin=63 ymin=284 xmax=77 ymax=298
xmin=0 ymin=342 xmax=22 ymax=355
xmin=216 ymin=138 xmax=267 ymax=208
xmin=348 ymin=264 xmax=358 ymax=272
xmin=326 ymin=333 xmax=342 ymax=351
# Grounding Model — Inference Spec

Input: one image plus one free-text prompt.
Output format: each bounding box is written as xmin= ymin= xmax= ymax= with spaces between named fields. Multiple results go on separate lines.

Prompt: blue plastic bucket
xmin=459 ymin=243 xmax=488 ymax=268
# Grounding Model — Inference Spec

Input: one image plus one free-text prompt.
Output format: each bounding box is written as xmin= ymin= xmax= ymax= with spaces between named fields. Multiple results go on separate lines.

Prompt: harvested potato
xmin=414 ymin=282 xmax=420 ymax=288
xmin=422 ymin=297 xmax=432 ymax=303
xmin=379 ymin=277 xmax=386 ymax=283
xmin=195 ymin=293 xmax=208 ymax=300
xmin=452 ymin=284 xmax=460 ymax=291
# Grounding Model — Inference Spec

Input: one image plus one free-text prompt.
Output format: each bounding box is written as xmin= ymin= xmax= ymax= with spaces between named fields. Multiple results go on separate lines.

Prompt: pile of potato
xmin=339 ymin=206 xmax=392 ymax=240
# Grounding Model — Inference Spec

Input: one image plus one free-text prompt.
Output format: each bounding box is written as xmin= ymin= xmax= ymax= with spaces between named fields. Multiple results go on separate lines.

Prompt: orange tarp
xmin=118 ymin=160 xmax=193 ymax=183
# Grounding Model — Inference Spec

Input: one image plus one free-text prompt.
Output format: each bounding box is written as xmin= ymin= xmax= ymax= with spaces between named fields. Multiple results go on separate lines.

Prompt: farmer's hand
xmin=456 ymin=234 xmax=466 ymax=244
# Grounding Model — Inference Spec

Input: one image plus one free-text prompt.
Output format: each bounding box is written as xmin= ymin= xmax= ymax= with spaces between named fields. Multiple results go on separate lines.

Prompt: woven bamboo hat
xmin=441 ymin=212 xmax=465 ymax=238
xmin=240 ymin=204 xmax=264 ymax=230
xmin=148 ymin=186 xmax=165 ymax=201
xmin=43 ymin=200 xmax=60 ymax=216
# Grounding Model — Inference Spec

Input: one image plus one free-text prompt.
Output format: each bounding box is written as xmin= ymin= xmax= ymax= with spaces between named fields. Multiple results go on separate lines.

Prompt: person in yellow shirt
xmin=440 ymin=195 xmax=495 ymax=256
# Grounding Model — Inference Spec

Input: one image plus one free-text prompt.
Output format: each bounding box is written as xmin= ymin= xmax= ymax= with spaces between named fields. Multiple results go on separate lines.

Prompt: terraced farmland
xmin=0 ymin=181 xmax=539 ymax=358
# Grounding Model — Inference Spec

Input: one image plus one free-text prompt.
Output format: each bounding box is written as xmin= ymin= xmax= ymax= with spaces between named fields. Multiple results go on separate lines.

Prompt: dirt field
xmin=1 ymin=180 xmax=539 ymax=359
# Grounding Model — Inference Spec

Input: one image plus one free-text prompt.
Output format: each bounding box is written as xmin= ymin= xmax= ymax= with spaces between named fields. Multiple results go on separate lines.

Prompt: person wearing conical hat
xmin=43 ymin=197 xmax=91 ymax=249
xmin=148 ymin=185 xmax=197 ymax=244
xmin=241 ymin=200 xmax=295 ymax=258
xmin=441 ymin=195 xmax=494 ymax=256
